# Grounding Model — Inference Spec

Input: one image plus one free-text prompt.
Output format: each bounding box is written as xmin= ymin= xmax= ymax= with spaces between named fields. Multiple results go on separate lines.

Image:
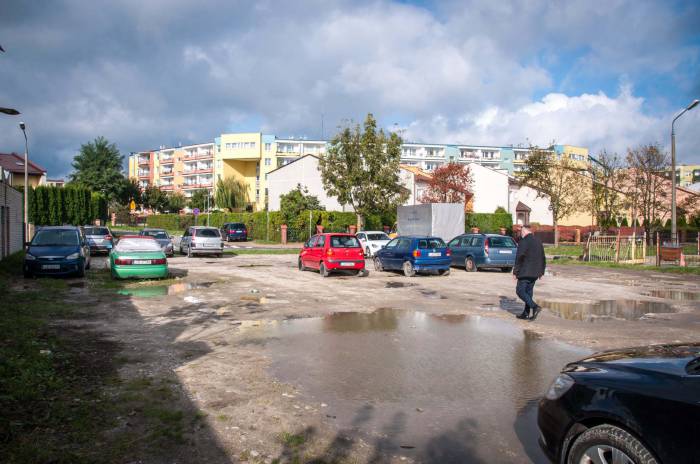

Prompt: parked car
xmin=538 ymin=343 xmax=700 ymax=464
xmin=373 ymin=236 xmax=451 ymax=277
xmin=298 ymin=233 xmax=367 ymax=277
xmin=356 ymin=230 xmax=391 ymax=257
xmin=447 ymin=233 xmax=516 ymax=272
xmin=139 ymin=228 xmax=174 ymax=256
xmin=179 ymin=226 xmax=224 ymax=257
xmin=82 ymin=225 xmax=114 ymax=254
xmin=109 ymin=235 xmax=168 ymax=279
xmin=24 ymin=225 xmax=91 ymax=278
xmin=221 ymin=222 xmax=248 ymax=242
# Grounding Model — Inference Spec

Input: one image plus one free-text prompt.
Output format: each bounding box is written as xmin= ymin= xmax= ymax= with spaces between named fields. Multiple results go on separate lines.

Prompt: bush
xmin=465 ymin=212 xmax=513 ymax=234
xmin=28 ymin=185 xmax=106 ymax=226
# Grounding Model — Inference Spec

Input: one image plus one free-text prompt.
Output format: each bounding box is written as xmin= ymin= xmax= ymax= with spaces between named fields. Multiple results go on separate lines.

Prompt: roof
xmin=0 ymin=152 xmax=46 ymax=175
xmin=400 ymin=164 xmax=432 ymax=181
xmin=36 ymin=225 xmax=80 ymax=230
xmin=119 ymin=235 xmax=154 ymax=239
xmin=266 ymin=154 xmax=320 ymax=176
xmin=515 ymin=201 xmax=531 ymax=212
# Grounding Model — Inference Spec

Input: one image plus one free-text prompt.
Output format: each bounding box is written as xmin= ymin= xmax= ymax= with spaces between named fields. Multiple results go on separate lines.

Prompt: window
xmin=31 ymin=229 xmax=79 ymax=246
xmin=461 ymin=236 xmax=473 ymax=247
xmin=397 ymin=238 xmax=411 ymax=249
xmin=264 ymin=158 xmax=271 ymax=166
xmin=115 ymin=238 xmax=162 ymax=252
xmin=418 ymin=238 xmax=445 ymax=249
xmin=265 ymin=143 xmax=271 ymax=151
xmin=195 ymin=228 xmax=221 ymax=238
xmin=488 ymin=237 xmax=516 ymax=248
xmin=448 ymin=237 xmax=461 ymax=247
xmin=330 ymin=235 xmax=360 ymax=248
xmin=367 ymin=233 xmax=389 ymax=241
xmin=304 ymin=236 xmax=317 ymax=248
xmin=357 ymin=233 xmax=365 ymax=240
xmin=316 ymin=235 xmax=326 ymax=247
xmin=385 ymin=239 xmax=399 ymax=248
xmin=83 ymin=227 xmax=110 ymax=236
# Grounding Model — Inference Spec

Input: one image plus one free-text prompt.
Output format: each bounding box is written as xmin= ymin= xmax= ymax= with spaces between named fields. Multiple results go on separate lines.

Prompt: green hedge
xmin=28 ymin=185 xmax=107 ymax=226
xmin=465 ymin=213 xmax=513 ymax=233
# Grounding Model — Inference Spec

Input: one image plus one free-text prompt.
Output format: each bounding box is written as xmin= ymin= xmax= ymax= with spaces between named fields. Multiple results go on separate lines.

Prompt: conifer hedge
xmin=28 ymin=185 xmax=108 ymax=226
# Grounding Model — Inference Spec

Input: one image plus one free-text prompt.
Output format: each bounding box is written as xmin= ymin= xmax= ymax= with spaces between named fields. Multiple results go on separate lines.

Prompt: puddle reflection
xmin=117 ymin=281 xmax=215 ymax=298
xmin=645 ymin=289 xmax=700 ymax=301
xmin=541 ymin=299 xmax=675 ymax=321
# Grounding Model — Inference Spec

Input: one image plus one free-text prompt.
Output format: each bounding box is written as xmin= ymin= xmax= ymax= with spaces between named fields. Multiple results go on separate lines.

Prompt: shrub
xmin=465 ymin=212 xmax=513 ymax=233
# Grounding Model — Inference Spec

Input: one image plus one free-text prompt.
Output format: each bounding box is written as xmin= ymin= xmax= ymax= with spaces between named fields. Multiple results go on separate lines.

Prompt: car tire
xmin=76 ymin=263 xmax=85 ymax=278
xmin=359 ymin=269 xmax=369 ymax=277
xmin=501 ymin=267 xmax=512 ymax=273
xmin=403 ymin=261 xmax=415 ymax=277
xmin=86 ymin=259 xmax=91 ymax=270
xmin=23 ymin=270 xmax=33 ymax=279
xmin=298 ymin=259 xmax=307 ymax=271
xmin=320 ymin=262 xmax=330 ymax=278
xmin=374 ymin=257 xmax=384 ymax=272
xmin=465 ymin=257 xmax=477 ymax=272
xmin=438 ymin=268 xmax=450 ymax=276
xmin=567 ymin=424 xmax=658 ymax=464
xmin=179 ymin=244 xmax=185 ymax=255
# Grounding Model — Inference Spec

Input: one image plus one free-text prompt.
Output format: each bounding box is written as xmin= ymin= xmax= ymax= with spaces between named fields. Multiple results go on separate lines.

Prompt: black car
xmin=221 ymin=222 xmax=248 ymax=242
xmin=538 ymin=343 xmax=700 ymax=464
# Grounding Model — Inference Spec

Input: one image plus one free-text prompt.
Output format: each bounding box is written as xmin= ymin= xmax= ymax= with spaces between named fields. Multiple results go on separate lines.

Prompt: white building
xmin=0 ymin=167 xmax=25 ymax=259
xmin=508 ymin=181 xmax=553 ymax=226
xmin=466 ymin=163 xmax=510 ymax=213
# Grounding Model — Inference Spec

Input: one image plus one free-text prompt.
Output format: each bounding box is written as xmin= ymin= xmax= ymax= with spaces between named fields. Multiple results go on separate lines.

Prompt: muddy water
xmin=251 ymin=309 xmax=589 ymax=463
xmin=646 ymin=289 xmax=700 ymax=301
xmin=541 ymin=299 xmax=675 ymax=322
xmin=117 ymin=281 xmax=215 ymax=298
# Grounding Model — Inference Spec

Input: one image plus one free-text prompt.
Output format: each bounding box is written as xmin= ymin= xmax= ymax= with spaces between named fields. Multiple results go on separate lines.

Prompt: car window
xmin=316 ymin=235 xmax=326 ymax=247
xmin=488 ymin=236 xmax=516 ymax=248
xmin=115 ymin=238 xmax=162 ymax=252
xmin=304 ymin=236 xmax=316 ymax=248
xmin=330 ymin=235 xmax=360 ymax=248
xmin=356 ymin=233 xmax=365 ymax=240
xmin=183 ymin=229 xmax=190 ymax=237
xmin=195 ymin=228 xmax=220 ymax=237
xmin=397 ymin=238 xmax=411 ymax=249
xmin=448 ymin=237 xmax=461 ymax=247
xmin=384 ymin=238 xmax=399 ymax=248
xmin=473 ymin=237 xmax=484 ymax=247
xmin=83 ymin=227 xmax=109 ymax=235
xmin=461 ymin=237 xmax=473 ymax=247
xmin=231 ymin=223 xmax=246 ymax=229
xmin=32 ymin=229 xmax=79 ymax=246
xmin=419 ymin=238 xmax=445 ymax=249
xmin=142 ymin=230 xmax=169 ymax=240
xmin=367 ymin=233 xmax=389 ymax=241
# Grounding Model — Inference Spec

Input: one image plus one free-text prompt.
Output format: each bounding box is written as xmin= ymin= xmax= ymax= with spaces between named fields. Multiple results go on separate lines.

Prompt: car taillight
xmin=484 ymin=240 xmax=489 ymax=256
xmin=413 ymin=249 xmax=421 ymax=258
xmin=151 ymin=258 xmax=167 ymax=265
xmin=105 ymin=235 xmax=112 ymax=241
xmin=115 ymin=258 xmax=132 ymax=265
xmin=446 ymin=249 xmax=452 ymax=256
xmin=326 ymin=249 xmax=334 ymax=257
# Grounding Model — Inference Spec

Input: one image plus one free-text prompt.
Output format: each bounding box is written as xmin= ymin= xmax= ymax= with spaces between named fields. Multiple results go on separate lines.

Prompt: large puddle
xmin=541 ymin=299 xmax=676 ymax=322
xmin=244 ymin=309 xmax=589 ymax=463
xmin=645 ymin=289 xmax=700 ymax=301
xmin=117 ymin=281 xmax=215 ymax=298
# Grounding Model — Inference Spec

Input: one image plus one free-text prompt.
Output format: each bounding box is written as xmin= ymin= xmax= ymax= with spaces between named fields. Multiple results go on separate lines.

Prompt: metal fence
xmin=585 ymin=233 xmax=646 ymax=264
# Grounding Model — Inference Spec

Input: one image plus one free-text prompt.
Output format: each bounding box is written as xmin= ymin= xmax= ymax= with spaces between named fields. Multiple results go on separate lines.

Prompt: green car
xmin=110 ymin=235 xmax=169 ymax=279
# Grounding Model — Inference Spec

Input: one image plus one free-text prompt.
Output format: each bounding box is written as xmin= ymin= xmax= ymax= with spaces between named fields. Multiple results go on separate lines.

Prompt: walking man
xmin=513 ymin=224 xmax=546 ymax=320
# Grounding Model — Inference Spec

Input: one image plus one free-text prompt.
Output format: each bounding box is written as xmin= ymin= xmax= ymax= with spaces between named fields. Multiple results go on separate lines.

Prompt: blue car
xmin=373 ymin=236 xmax=451 ymax=277
xmin=23 ymin=226 xmax=91 ymax=278
xmin=447 ymin=233 xmax=516 ymax=272
xmin=221 ymin=222 xmax=248 ymax=242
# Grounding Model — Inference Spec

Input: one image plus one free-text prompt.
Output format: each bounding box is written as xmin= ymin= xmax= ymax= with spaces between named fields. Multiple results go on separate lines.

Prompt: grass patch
xmin=546 ymin=244 xmax=698 ymax=257
xmin=225 ymin=248 xmax=301 ymax=255
xmin=281 ymin=432 xmax=307 ymax=447
xmin=554 ymin=259 xmax=700 ymax=275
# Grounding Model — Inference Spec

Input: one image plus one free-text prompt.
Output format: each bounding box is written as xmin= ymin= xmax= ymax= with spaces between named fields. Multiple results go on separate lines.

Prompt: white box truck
xmin=397 ymin=203 xmax=465 ymax=241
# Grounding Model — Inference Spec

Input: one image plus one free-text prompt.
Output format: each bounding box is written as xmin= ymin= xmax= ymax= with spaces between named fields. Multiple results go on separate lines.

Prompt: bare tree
xmin=590 ymin=150 xmax=626 ymax=229
xmin=625 ymin=143 xmax=670 ymax=240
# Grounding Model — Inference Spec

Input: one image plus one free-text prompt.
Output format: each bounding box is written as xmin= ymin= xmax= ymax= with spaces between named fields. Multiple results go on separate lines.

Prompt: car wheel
xmin=402 ymin=261 xmax=415 ymax=277
xmin=465 ymin=257 xmax=477 ymax=272
xmin=179 ymin=244 xmax=185 ymax=255
xmin=319 ymin=262 xmax=330 ymax=278
xmin=76 ymin=263 xmax=85 ymax=278
xmin=86 ymin=259 xmax=91 ymax=270
xmin=298 ymin=259 xmax=306 ymax=271
xmin=438 ymin=268 xmax=450 ymax=276
xmin=567 ymin=424 xmax=658 ymax=464
xmin=501 ymin=267 xmax=512 ymax=273
xmin=373 ymin=257 xmax=384 ymax=272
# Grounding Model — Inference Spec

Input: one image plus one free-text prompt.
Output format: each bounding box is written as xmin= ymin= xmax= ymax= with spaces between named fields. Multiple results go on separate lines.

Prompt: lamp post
xmin=19 ymin=122 xmax=29 ymax=241
xmin=671 ymin=99 xmax=699 ymax=244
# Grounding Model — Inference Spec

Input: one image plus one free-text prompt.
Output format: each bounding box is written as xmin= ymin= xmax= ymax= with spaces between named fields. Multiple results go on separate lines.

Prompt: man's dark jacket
xmin=513 ymin=234 xmax=546 ymax=279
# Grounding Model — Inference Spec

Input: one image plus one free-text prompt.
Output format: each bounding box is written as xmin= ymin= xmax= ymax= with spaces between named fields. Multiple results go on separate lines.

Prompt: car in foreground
xmin=179 ymin=226 xmax=224 ymax=257
xmin=373 ymin=236 xmax=451 ymax=277
xmin=82 ymin=225 xmax=114 ymax=255
xmin=139 ymin=228 xmax=174 ymax=256
xmin=298 ymin=233 xmax=367 ymax=277
xmin=109 ymin=235 xmax=168 ymax=279
xmin=24 ymin=225 xmax=91 ymax=278
xmin=538 ymin=343 xmax=700 ymax=464
xmin=221 ymin=222 xmax=248 ymax=242
xmin=356 ymin=230 xmax=391 ymax=257
xmin=447 ymin=233 xmax=516 ymax=272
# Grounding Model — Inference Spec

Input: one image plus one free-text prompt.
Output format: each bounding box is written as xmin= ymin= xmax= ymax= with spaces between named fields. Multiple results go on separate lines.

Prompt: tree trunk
xmin=553 ymin=217 xmax=559 ymax=248
xmin=356 ymin=213 xmax=363 ymax=232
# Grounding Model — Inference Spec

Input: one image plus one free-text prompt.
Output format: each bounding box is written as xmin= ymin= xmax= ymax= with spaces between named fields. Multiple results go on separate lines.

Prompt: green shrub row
xmin=465 ymin=212 xmax=513 ymax=233
xmin=28 ymin=186 xmax=108 ymax=226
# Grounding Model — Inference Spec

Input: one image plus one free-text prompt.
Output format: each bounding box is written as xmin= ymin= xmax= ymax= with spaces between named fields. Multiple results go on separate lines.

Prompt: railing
xmin=160 ymin=157 xmax=174 ymax=164
xmin=138 ymin=171 xmax=150 ymax=178
xmin=585 ymin=233 xmax=646 ymax=264
xmin=138 ymin=158 xmax=150 ymax=165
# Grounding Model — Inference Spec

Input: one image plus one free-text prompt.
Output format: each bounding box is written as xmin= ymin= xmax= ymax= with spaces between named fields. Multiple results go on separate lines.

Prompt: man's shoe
xmin=516 ymin=311 xmax=530 ymax=320
xmin=529 ymin=305 xmax=542 ymax=321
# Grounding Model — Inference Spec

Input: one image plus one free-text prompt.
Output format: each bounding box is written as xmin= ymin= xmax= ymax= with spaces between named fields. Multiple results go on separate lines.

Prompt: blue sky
xmin=0 ymin=0 xmax=699 ymax=179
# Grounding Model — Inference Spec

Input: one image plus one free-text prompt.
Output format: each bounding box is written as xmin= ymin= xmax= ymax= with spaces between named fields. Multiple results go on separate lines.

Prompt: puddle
xmin=247 ymin=308 xmax=588 ymax=462
xmin=419 ymin=289 xmax=448 ymax=299
xmin=237 ymin=264 xmax=273 ymax=268
xmin=541 ymin=299 xmax=676 ymax=322
xmin=385 ymin=282 xmax=417 ymax=288
xmin=117 ymin=281 xmax=215 ymax=298
xmin=645 ymin=289 xmax=700 ymax=301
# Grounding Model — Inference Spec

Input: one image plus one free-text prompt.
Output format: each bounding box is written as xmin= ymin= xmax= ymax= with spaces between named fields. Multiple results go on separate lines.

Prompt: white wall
xmin=0 ymin=180 xmax=25 ymax=258
xmin=509 ymin=184 xmax=553 ymax=226
xmin=467 ymin=163 xmax=509 ymax=213
xmin=267 ymin=156 xmax=351 ymax=211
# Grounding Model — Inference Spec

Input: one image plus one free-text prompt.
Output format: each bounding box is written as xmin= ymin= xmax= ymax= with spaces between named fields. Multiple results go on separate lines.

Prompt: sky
xmin=1 ymin=0 xmax=699 ymax=179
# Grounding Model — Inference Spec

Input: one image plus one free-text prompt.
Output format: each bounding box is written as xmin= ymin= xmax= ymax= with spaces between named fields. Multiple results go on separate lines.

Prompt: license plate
xmin=134 ymin=260 xmax=151 ymax=265
xmin=235 ymin=230 xmax=243 ymax=233
xmin=340 ymin=262 xmax=354 ymax=267
xmin=499 ymin=250 xmax=513 ymax=254
xmin=428 ymin=252 xmax=441 ymax=257
xmin=42 ymin=264 xmax=60 ymax=270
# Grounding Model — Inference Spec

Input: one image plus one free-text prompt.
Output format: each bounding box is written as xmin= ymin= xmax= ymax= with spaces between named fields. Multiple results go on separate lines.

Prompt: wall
xmin=0 ymin=180 xmax=24 ymax=258
xmin=467 ymin=163 xmax=509 ymax=213
xmin=509 ymin=184 xmax=553 ymax=226
xmin=267 ymin=156 xmax=349 ymax=211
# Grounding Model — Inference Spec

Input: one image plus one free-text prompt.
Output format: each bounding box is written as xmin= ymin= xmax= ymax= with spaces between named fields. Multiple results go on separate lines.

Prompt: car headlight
xmin=25 ymin=253 xmax=36 ymax=260
xmin=66 ymin=252 xmax=80 ymax=260
xmin=545 ymin=374 xmax=574 ymax=400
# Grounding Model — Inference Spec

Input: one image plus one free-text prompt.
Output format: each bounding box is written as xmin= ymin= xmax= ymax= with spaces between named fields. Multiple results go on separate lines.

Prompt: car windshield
xmin=488 ymin=237 xmax=517 ymax=248
xmin=196 ymin=229 xmax=220 ymax=237
xmin=230 ymin=223 xmax=246 ymax=229
xmin=142 ymin=230 xmax=169 ymax=239
xmin=31 ymin=229 xmax=79 ymax=246
xmin=115 ymin=238 xmax=162 ymax=252
xmin=83 ymin=227 xmax=109 ymax=235
xmin=330 ymin=235 xmax=360 ymax=248
xmin=418 ymin=238 xmax=446 ymax=249
xmin=367 ymin=233 xmax=389 ymax=241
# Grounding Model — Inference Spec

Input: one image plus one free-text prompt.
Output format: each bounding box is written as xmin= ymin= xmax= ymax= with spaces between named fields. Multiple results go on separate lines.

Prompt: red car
xmin=298 ymin=233 xmax=368 ymax=277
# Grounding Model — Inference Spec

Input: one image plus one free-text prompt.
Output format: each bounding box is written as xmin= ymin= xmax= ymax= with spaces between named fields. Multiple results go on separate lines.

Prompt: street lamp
xmin=0 ymin=107 xmax=20 ymax=115
xmin=671 ymin=99 xmax=699 ymax=244
xmin=19 ymin=122 xmax=29 ymax=241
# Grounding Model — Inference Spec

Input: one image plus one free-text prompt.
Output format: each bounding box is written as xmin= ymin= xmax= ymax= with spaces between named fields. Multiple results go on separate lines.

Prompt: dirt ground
xmin=40 ymin=254 xmax=700 ymax=463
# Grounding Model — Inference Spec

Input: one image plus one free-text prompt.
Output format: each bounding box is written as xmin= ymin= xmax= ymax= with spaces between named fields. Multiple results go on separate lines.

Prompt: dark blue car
xmin=373 ymin=236 xmax=451 ymax=277
xmin=221 ymin=222 xmax=248 ymax=242
xmin=23 ymin=226 xmax=91 ymax=278
xmin=447 ymin=233 xmax=516 ymax=272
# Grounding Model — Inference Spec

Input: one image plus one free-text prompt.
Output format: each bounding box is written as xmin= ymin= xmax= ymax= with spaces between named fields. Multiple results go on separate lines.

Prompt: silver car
xmin=179 ymin=226 xmax=224 ymax=257
xmin=82 ymin=226 xmax=114 ymax=255
xmin=139 ymin=228 xmax=174 ymax=256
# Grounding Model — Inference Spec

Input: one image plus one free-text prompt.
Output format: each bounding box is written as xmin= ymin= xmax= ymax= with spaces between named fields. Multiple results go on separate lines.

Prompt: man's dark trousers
xmin=516 ymin=277 xmax=537 ymax=314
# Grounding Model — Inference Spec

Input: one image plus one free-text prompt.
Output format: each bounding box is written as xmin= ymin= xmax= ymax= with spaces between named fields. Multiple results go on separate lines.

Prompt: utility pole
xmin=19 ymin=122 xmax=29 ymax=241
xmin=671 ymin=99 xmax=699 ymax=244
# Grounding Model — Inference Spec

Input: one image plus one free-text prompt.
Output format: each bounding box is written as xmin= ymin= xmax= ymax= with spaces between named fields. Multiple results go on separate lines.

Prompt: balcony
xmin=160 ymin=157 xmax=174 ymax=164
xmin=161 ymin=169 xmax=174 ymax=176
xmin=160 ymin=184 xmax=174 ymax=191
xmin=138 ymin=156 xmax=150 ymax=165
xmin=138 ymin=171 xmax=150 ymax=178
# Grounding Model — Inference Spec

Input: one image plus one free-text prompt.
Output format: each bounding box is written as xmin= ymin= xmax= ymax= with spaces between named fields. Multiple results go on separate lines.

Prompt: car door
xmin=379 ymin=238 xmax=399 ymax=269
xmin=79 ymin=229 xmax=90 ymax=264
xmin=447 ymin=236 xmax=463 ymax=265
xmin=313 ymin=235 xmax=326 ymax=268
xmin=182 ymin=228 xmax=191 ymax=251
xmin=395 ymin=238 xmax=412 ymax=267
xmin=301 ymin=235 xmax=317 ymax=267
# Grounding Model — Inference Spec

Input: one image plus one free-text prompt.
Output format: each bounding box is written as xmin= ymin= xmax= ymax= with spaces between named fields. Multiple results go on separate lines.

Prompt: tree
xmin=625 ymin=144 xmax=670 ymax=239
xmin=419 ymin=162 xmax=473 ymax=206
xmin=166 ymin=192 xmax=187 ymax=213
xmin=519 ymin=145 xmax=589 ymax=246
xmin=69 ymin=136 xmax=126 ymax=201
xmin=113 ymin=177 xmax=142 ymax=207
xmin=319 ymin=114 xmax=409 ymax=228
xmin=280 ymin=184 xmax=324 ymax=225
xmin=215 ymin=177 xmax=249 ymax=212
xmin=188 ymin=189 xmax=213 ymax=211
xmin=590 ymin=150 xmax=626 ymax=229
xmin=142 ymin=185 xmax=169 ymax=213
